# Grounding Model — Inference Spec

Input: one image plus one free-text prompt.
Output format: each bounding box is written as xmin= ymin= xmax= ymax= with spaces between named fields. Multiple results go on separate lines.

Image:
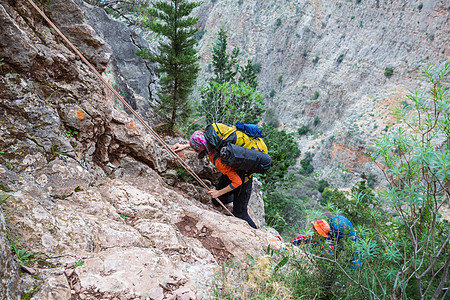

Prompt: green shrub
xmin=300 ymin=152 xmax=314 ymax=175
xmin=261 ymin=124 xmax=301 ymax=187
xmin=384 ymin=67 xmax=394 ymax=77
xmin=366 ymin=173 xmax=376 ymax=189
xmin=269 ymin=89 xmax=275 ymax=98
xmin=337 ymin=54 xmax=344 ymax=63
xmin=194 ymin=29 xmax=206 ymax=41
xmin=199 ymin=81 xmax=264 ymax=125
xmin=317 ymin=179 xmax=329 ymax=193
xmin=253 ymin=62 xmax=262 ymax=73
xmin=261 ymin=124 xmax=302 ymax=234
xmin=312 ymin=55 xmax=319 ymax=64
xmin=311 ymin=91 xmax=319 ymax=100
xmin=298 ymin=125 xmax=310 ymax=136
xmin=277 ymin=75 xmax=283 ymax=84
xmin=313 ymin=116 xmax=320 ymax=126
xmin=264 ymin=190 xmax=304 ymax=234
xmin=275 ymin=18 xmax=282 ymax=29
xmin=264 ymin=109 xmax=279 ymax=128
xmin=320 ymin=187 xmax=347 ymax=205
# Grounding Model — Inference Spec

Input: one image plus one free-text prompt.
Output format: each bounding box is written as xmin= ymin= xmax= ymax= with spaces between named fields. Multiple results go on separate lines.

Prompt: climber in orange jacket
xmin=172 ymin=130 xmax=257 ymax=229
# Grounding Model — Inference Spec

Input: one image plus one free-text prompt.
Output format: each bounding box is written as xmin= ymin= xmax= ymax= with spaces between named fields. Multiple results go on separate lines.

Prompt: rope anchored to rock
xmin=24 ymin=0 xmax=233 ymax=216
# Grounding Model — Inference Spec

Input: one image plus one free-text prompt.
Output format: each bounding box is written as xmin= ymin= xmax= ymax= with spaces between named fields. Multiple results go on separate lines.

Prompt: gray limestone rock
xmin=0 ymin=208 xmax=20 ymax=300
xmin=31 ymin=269 xmax=71 ymax=300
xmin=76 ymin=0 xmax=162 ymax=126
xmin=45 ymin=0 xmax=112 ymax=73
xmin=249 ymin=177 xmax=265 ymax=228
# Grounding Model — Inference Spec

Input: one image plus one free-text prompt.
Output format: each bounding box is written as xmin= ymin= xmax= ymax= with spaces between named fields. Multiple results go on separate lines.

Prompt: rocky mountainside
xmin=193 ymin=0 xmax=449 ymax=187
xmin=0 ymin=0 xmax=277 ymax=299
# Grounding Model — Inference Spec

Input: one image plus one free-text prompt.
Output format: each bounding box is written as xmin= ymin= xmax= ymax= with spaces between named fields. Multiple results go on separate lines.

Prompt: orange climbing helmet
xmin=311 ymin=219 xmax=331 ymax=238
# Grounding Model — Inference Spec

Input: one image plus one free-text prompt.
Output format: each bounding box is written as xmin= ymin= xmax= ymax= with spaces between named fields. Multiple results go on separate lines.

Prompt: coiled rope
xmin=25 ymin=0 xmax=233 ymax=216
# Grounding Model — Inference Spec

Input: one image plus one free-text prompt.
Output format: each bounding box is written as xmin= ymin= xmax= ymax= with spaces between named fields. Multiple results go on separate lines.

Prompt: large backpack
xmin=204 ymin=123 xmax=271 ymax=174
xmin=329 ymin=216 xmax=357 ymax=242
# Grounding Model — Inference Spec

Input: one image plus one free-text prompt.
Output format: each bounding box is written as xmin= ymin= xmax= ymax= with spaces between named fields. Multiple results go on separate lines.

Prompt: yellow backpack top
xmin=210 ymin=123 xmax=268 ymax=154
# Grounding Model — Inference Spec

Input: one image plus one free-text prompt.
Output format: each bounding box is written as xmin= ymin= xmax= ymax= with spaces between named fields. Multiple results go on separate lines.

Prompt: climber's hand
xmin=172 ymin=143 xmax=188 ymax=152
xmin=208 ymin=189 xmax=221 ymax=199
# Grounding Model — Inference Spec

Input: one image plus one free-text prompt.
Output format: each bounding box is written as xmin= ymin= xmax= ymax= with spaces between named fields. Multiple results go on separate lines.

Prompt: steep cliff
xmin=0 ymin=0 xmax=277 ymax=299
xmin=194 ymin=0 xmax=449 ymax=186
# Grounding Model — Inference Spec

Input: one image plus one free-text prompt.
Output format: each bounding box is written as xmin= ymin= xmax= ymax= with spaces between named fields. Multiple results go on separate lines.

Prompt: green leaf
xmin=73 ymin=261 xmax=84 ymax=267
xmin=274 ymin=256 xmax=289 ymax=274
xmin=247 ymin=254 xmax=254 ymax=265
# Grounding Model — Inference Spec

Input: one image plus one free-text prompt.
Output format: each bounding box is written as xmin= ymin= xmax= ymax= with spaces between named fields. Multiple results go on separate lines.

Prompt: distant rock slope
xmin=0 ymin=0 xmax=276 ymax=299
xmin=194 ymin=0 xmax=449 ymax=187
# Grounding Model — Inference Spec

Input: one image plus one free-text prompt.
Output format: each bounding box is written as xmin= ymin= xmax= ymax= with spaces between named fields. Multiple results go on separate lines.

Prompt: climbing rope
xmin=24 ymin=0 xmax=233 ymax=216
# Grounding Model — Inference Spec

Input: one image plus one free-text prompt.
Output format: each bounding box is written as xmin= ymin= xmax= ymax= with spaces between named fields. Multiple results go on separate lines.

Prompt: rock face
xmin=0 ymin=0 xmax=274 ymax=299
xmin=75 ymin=0 xmax=163 ymax=126
xmin=0 ymin=208 xmax=20 ymax=300
xmin=193 ymin=0 xmax=450 ymax=187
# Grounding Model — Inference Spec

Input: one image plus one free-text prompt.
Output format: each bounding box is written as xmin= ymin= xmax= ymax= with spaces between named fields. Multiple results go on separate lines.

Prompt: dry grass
xmin=213 ymin=255 xmax=293 ymax=300
xmin=212 ymin=246 xmax=318 ymax=300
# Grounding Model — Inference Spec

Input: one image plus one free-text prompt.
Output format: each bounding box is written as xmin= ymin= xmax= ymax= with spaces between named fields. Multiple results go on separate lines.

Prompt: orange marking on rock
xmin=76 ymin=110 xmax=84 ymax=120
xmin=126 ymin=120 xmax=136 ymax=130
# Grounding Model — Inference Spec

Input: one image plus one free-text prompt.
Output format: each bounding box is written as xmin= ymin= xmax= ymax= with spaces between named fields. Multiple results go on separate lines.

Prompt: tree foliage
xmin=211 ymin=28 xmax=239 ymax=84
xmin=260 ymin=124 xmax=303 ymax=234
xmin=261 ymin=124 xmax=301 ymax=188
xmin=300 ymin=152 xmax=314 ymax=175
xmin=322 ymin=181 xmax=381 ymax=227
xmin=140 ymin=0 xmax=201 ymax=132
xmin=239 ymin=60 xmax=259 ymax=89
xmin=198 ymin=81 xmax=264 ymax=125
xmin=193 ymin=29 xmax=264 ymax=126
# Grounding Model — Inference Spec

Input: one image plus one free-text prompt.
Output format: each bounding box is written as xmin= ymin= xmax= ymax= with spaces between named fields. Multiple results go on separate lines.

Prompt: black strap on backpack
xmin=205 ymin=123 xmax=272 ymax=174
xmin=204 ymin=124 xmax=224 ymax=150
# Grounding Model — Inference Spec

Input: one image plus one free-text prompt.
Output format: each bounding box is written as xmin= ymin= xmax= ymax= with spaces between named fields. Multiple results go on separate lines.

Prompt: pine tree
xmin=196 ymin=28 xmax=264 ymax=125
xmin=141 ymin=0 xmax=201 ymax=132
xmin=212 ymin=28 xmax=239 ymax=84
xmin=239 ymin=59 xmax=258 ymax=89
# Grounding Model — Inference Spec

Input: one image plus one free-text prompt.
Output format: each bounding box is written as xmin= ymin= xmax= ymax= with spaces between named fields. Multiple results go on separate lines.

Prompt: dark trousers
xmin=211 ymin=174 xmax=257 ymax=229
